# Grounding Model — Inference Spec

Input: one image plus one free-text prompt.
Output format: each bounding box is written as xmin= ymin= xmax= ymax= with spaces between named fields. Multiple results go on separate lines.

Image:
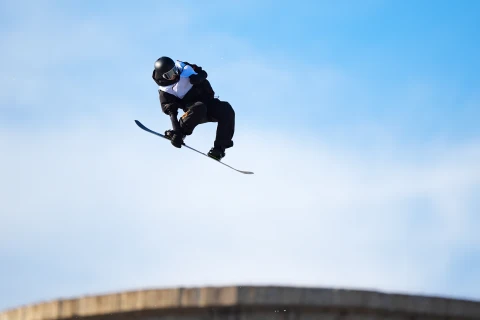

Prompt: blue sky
xmin=1 ymin=0 xmax=479 ymax=312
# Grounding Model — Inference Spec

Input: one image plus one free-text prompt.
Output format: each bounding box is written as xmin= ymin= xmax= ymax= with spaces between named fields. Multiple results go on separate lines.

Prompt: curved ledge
xmin=1 ymin=285 xmax=479 ymax=320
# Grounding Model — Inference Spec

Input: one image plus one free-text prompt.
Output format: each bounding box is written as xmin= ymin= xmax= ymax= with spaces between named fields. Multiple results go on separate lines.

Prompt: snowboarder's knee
xmin=222 ymin=101 xmax=235 ymax=119
xmin=179 ymin=102 xmax=207 ymax=135
xmin=188 ymin=101 xmax=207 ymax=115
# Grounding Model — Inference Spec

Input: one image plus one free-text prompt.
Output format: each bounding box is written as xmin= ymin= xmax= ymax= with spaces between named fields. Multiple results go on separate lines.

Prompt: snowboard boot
xmin=207 ymin=146 xmax=226 ymax=161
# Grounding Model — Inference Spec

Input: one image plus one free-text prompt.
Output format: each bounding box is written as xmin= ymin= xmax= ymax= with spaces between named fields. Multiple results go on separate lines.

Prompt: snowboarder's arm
xmin=159 ymin=90 xmax=180 ymax=114
xmin=182 ymin=61 xmax=208 ymax=85
xmin=189 ymin=70 xmax=207 ymax=85
xmin=168 ymin=110 xmax=182 ymax=133
xmin=159 ymin=91 xmax=182 ymax=132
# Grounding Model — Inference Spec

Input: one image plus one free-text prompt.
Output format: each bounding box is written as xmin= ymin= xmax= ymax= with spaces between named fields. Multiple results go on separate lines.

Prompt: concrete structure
xmin=1 ymin=285 xmax=480 ymax=320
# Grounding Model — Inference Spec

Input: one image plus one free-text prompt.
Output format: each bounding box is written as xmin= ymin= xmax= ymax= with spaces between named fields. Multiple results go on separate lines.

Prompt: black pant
xmin=179 ymin=98 xmax=235 ymax=150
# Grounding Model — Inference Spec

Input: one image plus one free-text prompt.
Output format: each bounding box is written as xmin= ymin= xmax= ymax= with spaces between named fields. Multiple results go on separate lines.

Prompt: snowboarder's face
xmin=168 ymin=74 xmax=179 ymax=81
xmin=162 ymin=66 xmax=179 ymax=81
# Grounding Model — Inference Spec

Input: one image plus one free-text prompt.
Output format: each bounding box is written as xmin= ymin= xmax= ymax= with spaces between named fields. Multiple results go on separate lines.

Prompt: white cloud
xmin=0 ymin=4 xmax=132 ymax=107
xmin=1 ymin=111 xmax=479 ymax=310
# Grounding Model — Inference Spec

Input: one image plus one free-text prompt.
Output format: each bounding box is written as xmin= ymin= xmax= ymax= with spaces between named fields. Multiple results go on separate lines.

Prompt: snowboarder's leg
xmin=205 ymin=99 xmax=235 ymax=160
xmin=178 ymin=101 xmax=208 ymax=135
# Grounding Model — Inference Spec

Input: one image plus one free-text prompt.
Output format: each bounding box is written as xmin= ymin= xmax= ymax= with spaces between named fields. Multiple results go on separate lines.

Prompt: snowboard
xmin=134 ymin=120 xmax=254 ymax=175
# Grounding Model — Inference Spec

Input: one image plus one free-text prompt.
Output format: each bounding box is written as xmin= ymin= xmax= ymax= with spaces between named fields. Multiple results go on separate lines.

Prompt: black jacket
xmin=152 ymin=61 xmax=215 ymax=115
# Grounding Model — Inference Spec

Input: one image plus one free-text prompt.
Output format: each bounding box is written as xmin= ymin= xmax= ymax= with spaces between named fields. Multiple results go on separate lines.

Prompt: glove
xmin=189 ymin=70 xmax=207 ymax=85
xmin=165 ymin=130 xmax=183 ymax=148
xmin=189 ymin=74 xmax=202 ymax=85
xmin=170 ymin=133 xmax=183 ymax=148
xmin=165 ymin=129 xmax=184 ymax=148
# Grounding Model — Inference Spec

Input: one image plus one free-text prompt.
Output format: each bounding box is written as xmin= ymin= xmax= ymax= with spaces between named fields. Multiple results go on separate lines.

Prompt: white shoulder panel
xmin=158 ymin=62 xmax=198 ymax=99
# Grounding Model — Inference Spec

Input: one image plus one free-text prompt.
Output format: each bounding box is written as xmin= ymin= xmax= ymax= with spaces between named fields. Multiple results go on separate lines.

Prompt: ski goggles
xmin=162 ymin=66 xmax=179 ymax=80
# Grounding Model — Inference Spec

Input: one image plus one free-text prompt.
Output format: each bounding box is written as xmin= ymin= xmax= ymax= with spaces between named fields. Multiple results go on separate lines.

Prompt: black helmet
xmin=153 ymin=56 xmax=178 ymax=80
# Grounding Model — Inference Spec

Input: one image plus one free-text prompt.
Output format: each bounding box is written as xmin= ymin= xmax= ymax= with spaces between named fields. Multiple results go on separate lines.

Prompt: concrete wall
xmin=1 ymin=286 xmax=479 ymax=320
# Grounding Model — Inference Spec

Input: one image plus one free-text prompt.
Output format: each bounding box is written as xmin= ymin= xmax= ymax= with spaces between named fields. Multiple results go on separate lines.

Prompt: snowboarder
xmin=152 ymin=56 xmax=235 ymax=161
